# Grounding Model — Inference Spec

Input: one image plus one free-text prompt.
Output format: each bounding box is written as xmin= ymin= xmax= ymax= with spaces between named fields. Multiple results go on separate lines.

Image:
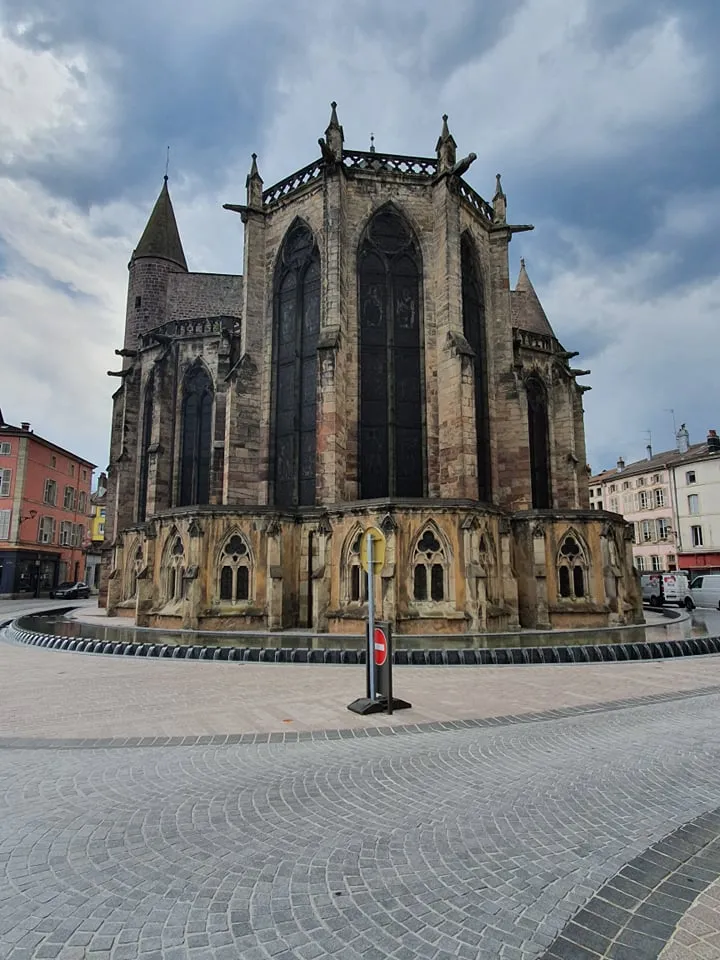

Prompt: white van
xmin=640 ymin=572 xmax=691 ymax=608
xmin=687 ymin=574 xmax=720 ymax=610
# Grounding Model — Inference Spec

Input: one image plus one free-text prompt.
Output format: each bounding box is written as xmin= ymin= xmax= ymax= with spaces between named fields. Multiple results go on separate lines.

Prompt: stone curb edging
xmin=1 ymin=683 xmax=720 ymax=751
xmin=540 ymin=807 xmax=720 ymax=960
xmin=5 ymin=620 xmax=720 ymax=667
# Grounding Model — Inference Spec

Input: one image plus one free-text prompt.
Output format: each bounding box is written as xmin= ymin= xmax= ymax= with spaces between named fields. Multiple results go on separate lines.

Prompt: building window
xmin=0 ymin=469 xmax=11 ymax=497
xmin=78 ymin=492 xmax=87 ymax=514
xmin=412 ymin=527 xmax=448 ymax=602
xmin=38 ymin=516 xmax=55 ymax=544
xmin=217 ymin=533 xmax=252 ymax=602
xmin=0 ymin=509 xmax=11 ymax=539
xmin=137 ymin=374 xmax=154 ymax=522
xmin=637 ymin=477 xmax=645 ymax=486
xmin=44 ymin=479 xmax=57 ymax=505
xmin=0 ymin=442 xmax=10 ymax=456
xmin=166 ymin=536 xmax=185 ymax=601
xmin=638 ymin=491 xmax=649 ymax=510
xmin=641 ymin=520 xmax=653 ymax=542
xmin=651 ymin=473 xmax=662 ymax=483
xmin=50 ymin=455 xmax=56 ymax=469
xmin=179 ymin=363 xmax=213 ymax=507
xmin=271 ymin=220 xmax=321 ymax=507
xmin=557 ymin=534 xmax=588 ymax=600
xmin=135 ymin=295 xmax=142 ymax=309
xmin=69 ymin=464 xmax=75 ymax=477
xmin=654 ymin=488 xmax=665 ymax=508
xmin=98 ymin=523 xmax=105 ymax=536
xmin=461 ymin=232 xmax=491 ymax=501
xmin=59 ymin=521 xmax=72 ymax=546
xmin=609 ymin=484 xmax=616 ymax=493
xmin=657 ymin=518 xmax=671 ymax=540
xmin=610 ymin=497 xmax=619 ymax=512
xmin=691 ymin=525 xmax=703 ymax=547
xmin=596 ymin=488 xmax=602 ymax=497
xmin=622 ymin=481 xmax=629 ymax=490
xmin=651 ymin=555 xmax=661 ymax=572
xmin=82 ymin=469 xmax=87 ymax=481
xmin=636 ymin=556 xmax=645 ymax=572
xmin=359 ymin=205 xmax=424 ymax=500
xmin=688 ymin=494 xmax=700 ymax=515
xmin=686 ymin=470 xmax=696 ymax=484
xmin=345 ymin=531 xmax=367 ymax=603
xmin=526 ymin=375 xmax=551 ymax=508
xmin=63 ymin=486 xmax=76 ymax=510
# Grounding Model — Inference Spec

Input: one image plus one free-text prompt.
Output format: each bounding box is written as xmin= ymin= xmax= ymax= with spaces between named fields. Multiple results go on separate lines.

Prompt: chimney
xmin=646 ymin=444 xmax=653 ymax=460
xmin=616 ymin=457 xmax=625 ymax=472
xmin=708 ymin=429 xmax=720 ymax=453
xmin=20 ymin=421 xmax=30 ymax=431
xmin=676 ymin=423 xmax=690 ymax=454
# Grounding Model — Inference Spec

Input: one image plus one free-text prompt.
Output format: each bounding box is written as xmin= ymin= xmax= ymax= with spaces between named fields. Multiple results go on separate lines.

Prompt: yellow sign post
xmin=359 ymin=526 xmax=385 ymax=572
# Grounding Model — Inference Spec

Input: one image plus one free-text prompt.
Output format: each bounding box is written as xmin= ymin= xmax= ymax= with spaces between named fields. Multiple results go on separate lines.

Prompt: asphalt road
xmin=2 ymin=690 xmax=720 ymax=959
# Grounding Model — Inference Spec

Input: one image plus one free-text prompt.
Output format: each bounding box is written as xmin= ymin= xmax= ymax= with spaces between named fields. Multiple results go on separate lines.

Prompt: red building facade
xmin=0 ymin=412 xmax=95 ymax=597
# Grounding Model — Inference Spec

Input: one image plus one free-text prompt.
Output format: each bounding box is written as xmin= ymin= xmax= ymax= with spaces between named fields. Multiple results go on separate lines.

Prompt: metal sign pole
xmin=367 ymin=531 xmax=376 ymax=701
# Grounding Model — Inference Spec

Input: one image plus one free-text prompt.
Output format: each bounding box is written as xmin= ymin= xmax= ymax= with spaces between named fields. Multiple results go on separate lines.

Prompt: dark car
xmin=49 ymin=581 xmax=91 ymax=600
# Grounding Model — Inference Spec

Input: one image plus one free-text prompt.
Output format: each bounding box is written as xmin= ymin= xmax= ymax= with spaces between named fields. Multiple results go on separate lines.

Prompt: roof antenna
xmin=369 ymin=133 xmax=375 ymax=154
xmin=164 ymin=145 xmax=170 ymax=182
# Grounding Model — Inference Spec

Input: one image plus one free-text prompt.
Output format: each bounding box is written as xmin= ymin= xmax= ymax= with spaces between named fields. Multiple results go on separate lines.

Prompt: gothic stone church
xmin=102 ymin=105 xmax=642 ymax=633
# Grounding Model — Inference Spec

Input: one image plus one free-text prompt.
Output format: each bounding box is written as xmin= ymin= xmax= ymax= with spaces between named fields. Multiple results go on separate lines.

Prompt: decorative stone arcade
xmin=102 ymin=105 xmax=642 ymax=633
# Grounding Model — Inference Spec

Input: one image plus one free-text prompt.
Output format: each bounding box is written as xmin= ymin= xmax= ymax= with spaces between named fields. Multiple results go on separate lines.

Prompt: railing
xmin=343 ymin=150 xmax=438 ymax=177
xmin=262 ymin=159 xmax=324 ymax=207
xmin=141 ymin=315 xmax=239 ymax=346
xmin=514 ymin=328 xmax=555 ymax=353
xmin=457 ymin=180 xmax=494 ymax=223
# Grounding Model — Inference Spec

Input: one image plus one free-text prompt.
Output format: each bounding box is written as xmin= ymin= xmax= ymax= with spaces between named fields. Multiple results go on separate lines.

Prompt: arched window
xmin=557 ymin=533 xmax=588 ymax=601
xmin=272 ymin=221 xmax=320 ymax=507
xmin=526 ymin=375 xmax=551 ymax=508
xmin=217 ymin=533 xmax=252 ymax=603
xmin=412 ymin=527 xmax=449 ymax=603
xmin=127 ymin=544 xmax=143 ymax=598
xmin=179 ymin=364 xmax=213 ymax=506
xmin=461 ymin=234 xmax=491 ymax=501
xmin=166 ymin=535 xmax=185 ymax=602
xmin=344 ymin=530 xmax=366 ymax=603
xmin=137 ymin=374 xmax=154 ymax=522
xmin=359 ymin=205 xmax=424 ymax=499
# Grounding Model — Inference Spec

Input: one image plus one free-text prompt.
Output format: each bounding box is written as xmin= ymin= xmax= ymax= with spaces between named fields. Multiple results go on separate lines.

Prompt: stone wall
xmin=166 ymin=273 xmax=243 ymax=322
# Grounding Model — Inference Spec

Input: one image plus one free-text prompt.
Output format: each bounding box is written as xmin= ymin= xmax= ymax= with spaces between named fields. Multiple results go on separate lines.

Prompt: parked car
xmin=640 ymin=572 xmax=691 ymax=609
xmin=49 ymin=581 xmax=91 ymax=600
xmin=687 ymin=574 xmax=720 ymax=611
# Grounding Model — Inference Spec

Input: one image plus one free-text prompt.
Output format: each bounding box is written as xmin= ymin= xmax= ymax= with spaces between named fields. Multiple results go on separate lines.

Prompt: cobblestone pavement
xmin=3 ymin=691 xmax=720 ymax=959
xmin=660 ymin=876 xmax=720 ymax=958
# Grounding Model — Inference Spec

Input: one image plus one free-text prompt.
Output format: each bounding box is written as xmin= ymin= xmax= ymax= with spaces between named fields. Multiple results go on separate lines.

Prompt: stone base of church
xmin=105 ymin=502 xmax=642 ymax=634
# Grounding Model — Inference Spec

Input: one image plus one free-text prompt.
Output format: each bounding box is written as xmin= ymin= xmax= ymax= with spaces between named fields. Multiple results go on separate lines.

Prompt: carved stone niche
xmin=532 ymin=522 xmax=545 ymax=539
xmin=188 ymin=518 xmax=203 ymax=538
xmin=317 ymin=515 xmax=332 ymax=537
xmin=265 ymin=517 xmax=281 ymax=538
xmin=380 ymin=512 xmax=397 ymax=535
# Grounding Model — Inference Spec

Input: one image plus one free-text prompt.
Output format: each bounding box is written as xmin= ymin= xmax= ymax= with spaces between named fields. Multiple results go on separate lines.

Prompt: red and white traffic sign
xmin=373 ymin=626 xmax=388 ymax=667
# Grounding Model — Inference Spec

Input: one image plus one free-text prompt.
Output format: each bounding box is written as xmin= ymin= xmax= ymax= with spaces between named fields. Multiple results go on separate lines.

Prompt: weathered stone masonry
xmin=101 ymin=105 xmax=641 ymax=633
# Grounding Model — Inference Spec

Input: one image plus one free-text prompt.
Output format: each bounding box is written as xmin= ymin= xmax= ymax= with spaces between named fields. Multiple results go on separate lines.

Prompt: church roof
xmin=132 ymin=177 xmax=188 ymax=270
xmin=510 ymin=260 xmax=556 ymax=339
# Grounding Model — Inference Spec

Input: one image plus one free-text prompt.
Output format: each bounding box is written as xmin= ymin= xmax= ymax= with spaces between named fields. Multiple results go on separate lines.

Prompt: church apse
xmin=102 ymin=104 xmax=642 ymax=633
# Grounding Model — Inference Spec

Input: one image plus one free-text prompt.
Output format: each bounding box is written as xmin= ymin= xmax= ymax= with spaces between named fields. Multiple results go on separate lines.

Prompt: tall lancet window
xmin=526 ymin=375 xmax=551 ymax=508
xmin=461 ymin=233 xmax=491 ymax=501
xmin=358 ymin=205 xmax=424 ymax=499
xmin=272 ymin=221 xmax=320 ymax=507
xmin=137 ymin=373 xmax=154 ymax=522
xmin=179 ymin=363 xmax=213 ymax=506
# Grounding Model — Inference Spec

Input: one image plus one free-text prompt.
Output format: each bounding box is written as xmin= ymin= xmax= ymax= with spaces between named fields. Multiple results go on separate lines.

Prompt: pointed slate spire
xmin=493 ymin=173 xmax=507 ymax=222
xmin=246 ymin=152 xmax=264 ymax=209
xmin=435 ymin=114 xmax=457 ymax=173
xmin=132 ymin=177 xmax=187 ymax=270
xmin=511 ymin=259 xmax=556 ymax=339
xmin=324 ymin=101 xmax=344 ymax=161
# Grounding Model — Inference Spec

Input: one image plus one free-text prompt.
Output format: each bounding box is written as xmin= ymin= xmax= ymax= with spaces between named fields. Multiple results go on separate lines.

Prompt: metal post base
xmin=347 ymin=697 xmax=413 ymax=716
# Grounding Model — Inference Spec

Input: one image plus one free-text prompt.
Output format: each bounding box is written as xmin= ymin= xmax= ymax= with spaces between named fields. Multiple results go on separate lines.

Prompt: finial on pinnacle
xmin=246 ymin=151 xmax=263 ymax=207
xmin=369 ymin=133 xmax=375 ymax=153
xmin=323 ymin=100 xmax=344 ymax=162
xmin=493 ymin=172 xmax=507 ymax=222
xmin=164 ymin=145 xmax=170 ymax=182
xmin=436 ymin=113 xmax=457 ymax=172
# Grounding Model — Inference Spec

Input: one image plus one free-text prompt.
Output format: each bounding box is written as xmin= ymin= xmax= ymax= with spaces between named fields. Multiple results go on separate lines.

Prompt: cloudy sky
xmin=0 ymin=0 xmax=718 ymax=482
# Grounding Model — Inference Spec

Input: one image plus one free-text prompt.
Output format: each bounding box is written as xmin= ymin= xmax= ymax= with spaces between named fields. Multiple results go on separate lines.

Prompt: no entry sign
xmin=373 ymin=626 xmax=388 ymax=666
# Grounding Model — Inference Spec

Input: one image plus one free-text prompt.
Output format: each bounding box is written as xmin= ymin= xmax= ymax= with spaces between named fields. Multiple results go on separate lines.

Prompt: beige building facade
xmin=101 ymin=106 xmax=641 ymax=633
